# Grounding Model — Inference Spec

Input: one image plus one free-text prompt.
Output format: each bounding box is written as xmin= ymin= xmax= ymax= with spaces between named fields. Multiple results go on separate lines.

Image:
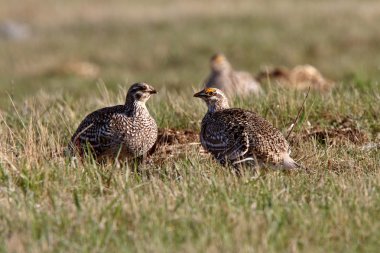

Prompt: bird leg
xmin=232 ymin=156 xmax=261 ymax=178
xmin=232 ymin=157 xmax=256 ymax=165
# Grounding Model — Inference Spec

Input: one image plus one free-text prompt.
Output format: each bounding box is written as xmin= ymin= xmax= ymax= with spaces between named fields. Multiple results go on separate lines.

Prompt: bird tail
xmin=283 ymin=153 xmax=304 ymax=170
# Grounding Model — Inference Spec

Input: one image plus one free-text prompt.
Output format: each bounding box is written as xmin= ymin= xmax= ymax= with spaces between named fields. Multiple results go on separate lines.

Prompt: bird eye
xmin=135 ymin=92 xmax=142 ymax=99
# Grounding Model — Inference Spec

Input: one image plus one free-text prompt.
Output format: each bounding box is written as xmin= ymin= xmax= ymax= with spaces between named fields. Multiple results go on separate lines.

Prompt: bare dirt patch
xmin=293 ymin=117 xmax=369 ymax=146
xmin=148 ymin=128 xmax=206 ymax=163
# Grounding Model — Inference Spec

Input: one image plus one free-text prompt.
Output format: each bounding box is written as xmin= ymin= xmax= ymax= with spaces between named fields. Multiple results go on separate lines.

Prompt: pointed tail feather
xmin=283 ymin=153 xmax=304 ymax=170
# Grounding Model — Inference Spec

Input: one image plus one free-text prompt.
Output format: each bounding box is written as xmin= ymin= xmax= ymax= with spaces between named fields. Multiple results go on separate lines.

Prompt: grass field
xmin=1 ymin=0 xmax=380 ymax=252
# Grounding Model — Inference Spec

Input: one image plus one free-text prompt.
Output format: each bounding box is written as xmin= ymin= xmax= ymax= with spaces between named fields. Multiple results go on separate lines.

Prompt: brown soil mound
xmin=295 ymin=117 xmax=369 ymax=145
xmin=148 ymin=128 xmax=206 ymax=163
xmin=156 ymin=128 xmax=199 ymax=146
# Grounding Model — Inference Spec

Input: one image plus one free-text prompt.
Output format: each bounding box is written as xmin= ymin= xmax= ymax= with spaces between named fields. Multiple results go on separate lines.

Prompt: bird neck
xmin=212 ymin=65 xmax=232 ymax=75
xmin=207 ymin=100 xmax=229 ymax=113
xmin=211 ymin=62 xmax=232 ymax=75
xmin=125 ymin=99 xmax=148 ymax=116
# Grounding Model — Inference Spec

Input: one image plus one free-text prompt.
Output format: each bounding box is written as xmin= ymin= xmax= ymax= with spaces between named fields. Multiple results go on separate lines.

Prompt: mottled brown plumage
xmin=256 ymin=65 xmax=334 ymax=92
xmin=205 ymin=53 xmax=262 ymax=97
xmin=194 ymin=88 xmax=299 ymax=169
xmin=69 ymin=82 xmax=158 ymax=160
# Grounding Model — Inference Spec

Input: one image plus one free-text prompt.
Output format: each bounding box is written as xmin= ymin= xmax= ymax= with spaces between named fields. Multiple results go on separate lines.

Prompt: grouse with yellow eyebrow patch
xmin=194 ymin=87 xmax=300 ymax=169
xmin=69 ymin=82 xmax=158 ymax=161
xmin=205 ymin=53 xmax=263 ymax=97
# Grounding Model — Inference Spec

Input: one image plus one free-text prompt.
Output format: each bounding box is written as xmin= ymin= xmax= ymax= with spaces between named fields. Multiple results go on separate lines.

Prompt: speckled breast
xmin=122 ymin=116 xmax=158 ymax=157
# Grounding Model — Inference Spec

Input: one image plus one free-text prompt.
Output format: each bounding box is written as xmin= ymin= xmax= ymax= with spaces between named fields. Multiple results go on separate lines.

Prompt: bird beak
xmin=148 ymin=87 xmax=157 ymax=94
xmin=193 ymin=90 xmax=206 ymax=98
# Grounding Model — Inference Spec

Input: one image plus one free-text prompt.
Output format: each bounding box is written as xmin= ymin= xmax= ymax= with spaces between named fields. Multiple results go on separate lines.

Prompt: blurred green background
xmin=1 ymin=0 xmax=380 ymax=108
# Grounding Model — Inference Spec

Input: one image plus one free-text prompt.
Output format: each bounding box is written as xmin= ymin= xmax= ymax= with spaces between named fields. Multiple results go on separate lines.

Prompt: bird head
xmin=126 ymin=82 xmax=157 ymax=104
xmin=210 ymin=53 xmax=231 ymax=73
xmin=194 ymin=87 xmax=229 ymax=112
